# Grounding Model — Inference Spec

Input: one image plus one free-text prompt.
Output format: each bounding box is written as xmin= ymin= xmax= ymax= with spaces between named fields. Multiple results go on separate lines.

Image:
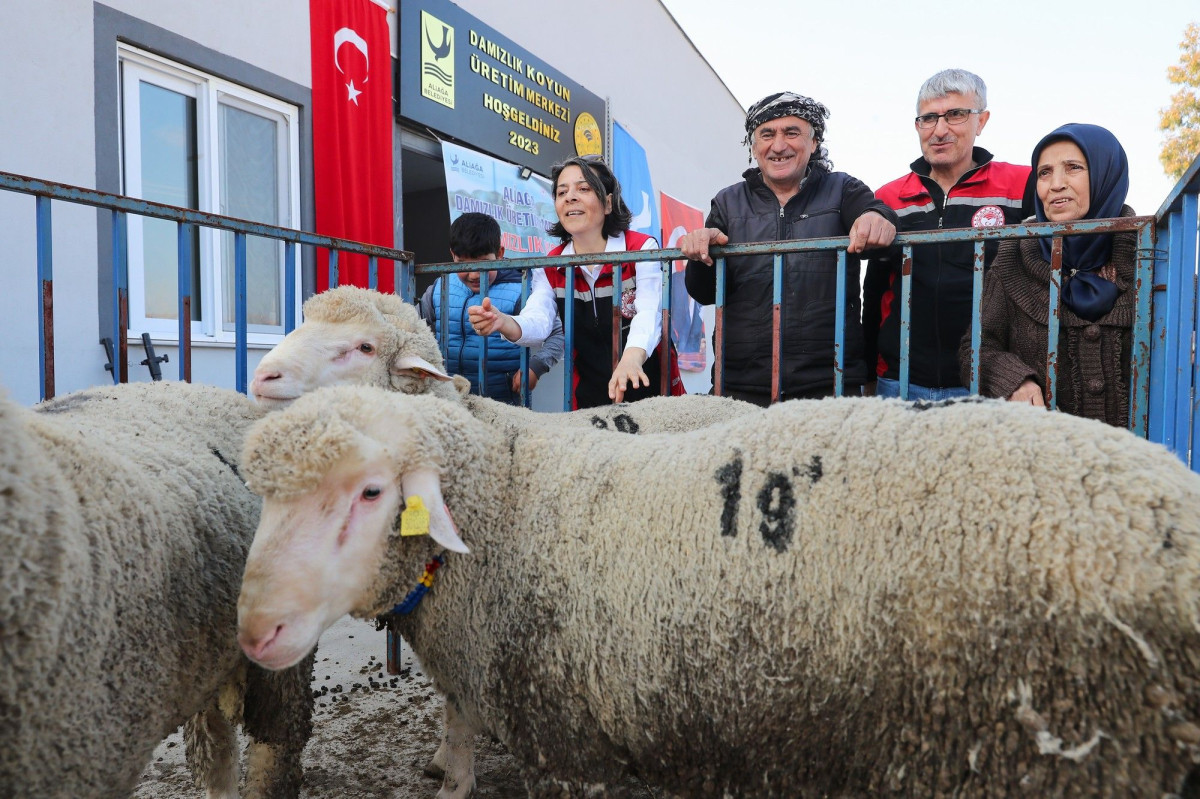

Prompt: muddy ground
xmin=133 ymin=616 xmax=529 ymax=798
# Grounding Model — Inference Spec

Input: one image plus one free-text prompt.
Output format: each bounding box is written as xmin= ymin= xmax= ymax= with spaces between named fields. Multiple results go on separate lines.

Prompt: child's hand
xmin=510 ymin=369 xmax=539 ymax=394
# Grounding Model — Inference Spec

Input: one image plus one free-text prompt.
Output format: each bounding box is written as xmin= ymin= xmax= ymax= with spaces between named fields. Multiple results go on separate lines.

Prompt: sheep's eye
xmin=362 ymin=486 xmax=382 ymax=500
xmin=359 ymin=343 xmax=375 ymax=354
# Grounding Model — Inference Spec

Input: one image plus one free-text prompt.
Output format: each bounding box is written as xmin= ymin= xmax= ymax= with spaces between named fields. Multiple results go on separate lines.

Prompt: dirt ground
xmin=133 ymin=616 xmax=530 ymax=799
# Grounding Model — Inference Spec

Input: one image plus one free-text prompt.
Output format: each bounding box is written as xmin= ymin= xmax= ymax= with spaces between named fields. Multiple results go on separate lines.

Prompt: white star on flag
xmin=346 ymin=80 xmax=362 ymax=104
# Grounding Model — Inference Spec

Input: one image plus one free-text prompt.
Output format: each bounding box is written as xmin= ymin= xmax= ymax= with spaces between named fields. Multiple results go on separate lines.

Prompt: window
xmin=119 ymin=46 xmax=300 ymax=342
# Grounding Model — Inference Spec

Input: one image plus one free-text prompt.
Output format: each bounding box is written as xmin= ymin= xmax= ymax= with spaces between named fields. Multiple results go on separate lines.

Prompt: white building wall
xmin=0 ymin=0 xmax=744 ymax=405
xmin=0 ymin=0 xmax=101 ymax=404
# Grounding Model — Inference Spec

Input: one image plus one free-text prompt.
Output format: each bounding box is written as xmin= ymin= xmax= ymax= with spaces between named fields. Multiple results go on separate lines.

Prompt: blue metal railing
xmin=420 ymin=215 xmax=1155 ymax=431
xmin=0 ymin=170 xmax=414 ymax=400
xmin=7 ymin=163 xmax=1200 ymax=467
xmin=1150 ymin=156 xmax=1200 ymax=467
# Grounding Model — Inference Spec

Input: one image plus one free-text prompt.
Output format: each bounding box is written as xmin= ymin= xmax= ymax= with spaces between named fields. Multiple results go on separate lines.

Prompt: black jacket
xmin=685 ymin=165 xmax=897 ymax=397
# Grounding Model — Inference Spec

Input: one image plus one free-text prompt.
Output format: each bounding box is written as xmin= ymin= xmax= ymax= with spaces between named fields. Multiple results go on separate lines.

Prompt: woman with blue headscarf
xmin=961 ymin=123 xmax=1135 ymax=427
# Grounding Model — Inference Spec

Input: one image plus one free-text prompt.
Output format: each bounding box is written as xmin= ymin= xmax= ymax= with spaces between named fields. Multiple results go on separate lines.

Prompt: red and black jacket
xmin=545 ymin=230 xmax=683 ymax=409
xmin=863 ymin=148 xmax=1032 ymax=388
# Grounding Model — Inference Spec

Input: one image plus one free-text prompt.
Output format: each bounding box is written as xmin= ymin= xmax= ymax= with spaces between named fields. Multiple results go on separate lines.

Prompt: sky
xmin=659 ymin=0 xmax=1198 ymax=217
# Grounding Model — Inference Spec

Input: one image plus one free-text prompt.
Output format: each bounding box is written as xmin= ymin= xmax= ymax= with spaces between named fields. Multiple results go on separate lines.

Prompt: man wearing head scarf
xmin=863 ymin=69 xmax=1031 ymax=401
xmin=681 ymin=91 xmax=897 ymax=406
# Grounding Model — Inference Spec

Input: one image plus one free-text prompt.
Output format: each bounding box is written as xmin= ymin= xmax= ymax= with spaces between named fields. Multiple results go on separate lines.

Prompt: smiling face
xmin=751 ymin=115 xmax=815 ymax=196
xmin=1036 ymin=140 xmax=1091 ymax=222
xmin=916 ymin=91 xmax=989 ymax=182
xmin=554 ymin=164 xmax=611 ymax=241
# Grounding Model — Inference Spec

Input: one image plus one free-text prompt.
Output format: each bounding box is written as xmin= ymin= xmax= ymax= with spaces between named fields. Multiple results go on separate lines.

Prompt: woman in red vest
xmin=469 ymin=156 xmax=683 ymax=409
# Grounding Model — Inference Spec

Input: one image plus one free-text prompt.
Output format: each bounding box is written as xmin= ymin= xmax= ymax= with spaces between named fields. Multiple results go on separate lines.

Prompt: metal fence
xmin=1149 ymin=156 xmax=1200 ymax=467
xmin=4 ymin=163 xmax=1200 ymax=467
xmin=0 ymin=170 xmax=414 ymax=400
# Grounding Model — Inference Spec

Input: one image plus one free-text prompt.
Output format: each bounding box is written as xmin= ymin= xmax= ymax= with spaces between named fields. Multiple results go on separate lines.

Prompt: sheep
xmin=250 ymin=286 xmax=759 ymax=794
xmin=250 ymin=284 xmax=470 ymax=406
xmin=0 ymin=381 xmax=313 ymax=799
xmin=235 ymin=387 xmax=1200 ymax=797
xmin=251 ymin=284 xmax=758 ymax=433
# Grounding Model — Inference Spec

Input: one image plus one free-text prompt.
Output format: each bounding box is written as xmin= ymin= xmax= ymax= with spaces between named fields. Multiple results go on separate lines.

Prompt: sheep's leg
xmin=242 ymin=653 xmax=315 ymax=799
xmin=183 ymin=700 xmax=238 ymax=799
xmin=434 ymin=699 xmax=476 ymax=799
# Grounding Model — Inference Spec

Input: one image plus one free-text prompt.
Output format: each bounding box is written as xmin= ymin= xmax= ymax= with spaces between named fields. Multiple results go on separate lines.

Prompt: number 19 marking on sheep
xmin=713 ymin=452 xmax=802 ymax=552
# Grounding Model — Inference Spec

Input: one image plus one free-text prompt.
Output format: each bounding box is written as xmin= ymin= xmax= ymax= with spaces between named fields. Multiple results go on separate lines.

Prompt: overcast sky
xmin=659 ymin=0 xmax=1198 ymax=216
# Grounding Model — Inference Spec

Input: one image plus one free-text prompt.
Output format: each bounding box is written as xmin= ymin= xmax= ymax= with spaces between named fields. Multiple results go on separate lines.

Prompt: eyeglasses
xmin=915 ymin=108 xmax=983 ymax=129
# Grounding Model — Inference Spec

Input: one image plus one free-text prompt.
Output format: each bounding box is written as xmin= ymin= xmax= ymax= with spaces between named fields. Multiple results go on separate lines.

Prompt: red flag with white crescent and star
xmin=310 ymin=0 xmax=394 ymax=293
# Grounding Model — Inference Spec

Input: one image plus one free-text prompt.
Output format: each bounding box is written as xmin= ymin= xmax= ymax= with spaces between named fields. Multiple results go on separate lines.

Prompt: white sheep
xmin=250 ymin=286 xmax=759 ymax=794
xmin=251 ymin=285 xmax=757 ymax=431
xmin=250 ymin=284 xmax=469 ymax=406
xmin=0 ymin=382 xmax=313 ymax=799
xmin=236 ymin=388 xmax=1200 ymax=797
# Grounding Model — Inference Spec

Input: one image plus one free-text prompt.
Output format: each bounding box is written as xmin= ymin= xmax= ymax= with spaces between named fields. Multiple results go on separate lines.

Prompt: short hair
xmin=548 ymin=156 xmax=632 ymax=242
xmin=916 ymin=69 xmax=987 ymax=114
xmin=448 ymin=212 xmax=502 ymax=259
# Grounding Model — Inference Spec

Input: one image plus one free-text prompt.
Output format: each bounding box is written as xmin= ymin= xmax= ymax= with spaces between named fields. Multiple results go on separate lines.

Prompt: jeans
xmin=876 ymin=376 xmax=970 ymax=402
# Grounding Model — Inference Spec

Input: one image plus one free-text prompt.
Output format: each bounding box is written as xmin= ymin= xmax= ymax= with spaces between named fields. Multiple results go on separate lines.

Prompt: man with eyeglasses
xmin=863 ymin=69 xmax=1031 ymax=401
xmin=682 ymin=91 xmax=897 ymax=406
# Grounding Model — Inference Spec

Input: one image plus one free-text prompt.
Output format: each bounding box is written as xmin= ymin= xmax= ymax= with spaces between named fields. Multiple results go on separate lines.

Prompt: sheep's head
xmin=237 ymin=386 xmax=467 ymax=671
xmin=250 ymin=286 xmax=468 ymax=408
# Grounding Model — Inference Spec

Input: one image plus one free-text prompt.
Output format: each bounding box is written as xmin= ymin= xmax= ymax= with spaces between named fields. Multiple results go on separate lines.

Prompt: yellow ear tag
xmin=400 ymin=496 xmax=431 ymax=537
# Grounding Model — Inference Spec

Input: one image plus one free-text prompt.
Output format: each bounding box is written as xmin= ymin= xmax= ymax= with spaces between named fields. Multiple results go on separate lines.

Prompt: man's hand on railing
xmin=468 ymin=297 xmax=522 ymax=342
xmin=847 ymin=211 xmax=897 ymax=254
xmin=678 ymin=227 xmax=729 ymax=266
xmin=1009 ymin=379 xmax=1046 ymax=408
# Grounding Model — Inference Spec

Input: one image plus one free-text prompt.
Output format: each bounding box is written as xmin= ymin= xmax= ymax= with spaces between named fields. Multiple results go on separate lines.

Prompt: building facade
xmin=0 ymin=0 xmax=746 ymax=405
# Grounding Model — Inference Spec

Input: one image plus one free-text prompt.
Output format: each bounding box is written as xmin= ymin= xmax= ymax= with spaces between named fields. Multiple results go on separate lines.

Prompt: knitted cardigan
xmin=959 ymin=206 xmax=1136 ymax=427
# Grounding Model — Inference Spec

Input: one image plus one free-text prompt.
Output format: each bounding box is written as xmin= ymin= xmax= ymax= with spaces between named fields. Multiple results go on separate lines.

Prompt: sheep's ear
xmin=392 ymin=355 xmax=453 ymax=382
xmin=400 ymin=469 xmax=470 ymax=554
xmin=451 ymin=375 xmax=471 ymax=397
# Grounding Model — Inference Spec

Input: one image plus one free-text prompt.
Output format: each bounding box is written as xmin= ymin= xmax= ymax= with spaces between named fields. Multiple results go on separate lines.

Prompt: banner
xmin=397 ymin=0 xmax=607 ymax=176
xmin=612 ymin=121 xmax=659 ymax=240
xmin=660 ymin=192 xmax=707 ymax=371
xmin=310 ymin=0 xmax=395 ymax=293
xmin=441 ymin=140 xmax=557 ymax=257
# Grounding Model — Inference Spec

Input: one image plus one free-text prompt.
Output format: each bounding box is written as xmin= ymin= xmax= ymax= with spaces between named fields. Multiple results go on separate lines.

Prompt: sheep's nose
xmin=249 ymin=368 xmax=281 ymax=395
xmin=238 ymin=623 xmax=283 ymax=662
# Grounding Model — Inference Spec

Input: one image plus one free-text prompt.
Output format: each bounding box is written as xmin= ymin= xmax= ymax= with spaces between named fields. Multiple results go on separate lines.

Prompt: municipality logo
xmin=420 ymin=11 xmax=454 ymax=109
xmin=450 ymin=152 xmax=486 ymax=179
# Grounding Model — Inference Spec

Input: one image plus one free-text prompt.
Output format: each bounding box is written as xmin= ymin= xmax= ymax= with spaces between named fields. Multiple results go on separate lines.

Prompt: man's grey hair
xmin=916 ymin=69 xmax=987 ymax=113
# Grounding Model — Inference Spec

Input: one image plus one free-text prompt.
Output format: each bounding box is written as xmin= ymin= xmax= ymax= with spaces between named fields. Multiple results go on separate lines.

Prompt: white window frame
xmin=119 ymin=44 xmax=301 ymax=346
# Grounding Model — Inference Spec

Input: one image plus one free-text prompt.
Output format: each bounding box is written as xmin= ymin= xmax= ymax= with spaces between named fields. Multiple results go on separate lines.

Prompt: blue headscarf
xmin=1032 ymin=123 xmax=1129 ymax=322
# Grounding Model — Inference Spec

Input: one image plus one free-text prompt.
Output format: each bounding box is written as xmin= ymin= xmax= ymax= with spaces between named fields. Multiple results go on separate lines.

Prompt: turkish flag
xmin=310 ymin=0 xmax=394 ymax=293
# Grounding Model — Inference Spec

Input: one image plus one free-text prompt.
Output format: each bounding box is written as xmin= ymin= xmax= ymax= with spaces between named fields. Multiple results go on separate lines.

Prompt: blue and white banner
xmin=441 ymin=140 xmax=557 ymax=257
xmin=612 ymin=121 xmax=659 ymax=242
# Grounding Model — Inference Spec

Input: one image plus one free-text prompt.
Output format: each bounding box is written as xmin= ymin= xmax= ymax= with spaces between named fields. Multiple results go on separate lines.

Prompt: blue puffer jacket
xmin=434 ymin=272 xmax=524 ymax=400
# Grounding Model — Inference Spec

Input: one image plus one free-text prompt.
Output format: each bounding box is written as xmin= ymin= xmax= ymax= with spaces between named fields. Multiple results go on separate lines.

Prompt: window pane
xmin=220 ymin=104 xmax=281 ymax=330
xmin=139 ymin=82 xmax=200 ymax=321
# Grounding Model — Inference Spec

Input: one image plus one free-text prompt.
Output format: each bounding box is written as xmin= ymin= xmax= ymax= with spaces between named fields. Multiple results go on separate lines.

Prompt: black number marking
xmin=791 ymin=454 xmax=823 ymax=484
xmin=757 ymin=472 xmax=796 ymax=553
xmin=714 ymin=451 xmax=743 ymax=538
xmin=612 ymin=413 xmax=640 ymax=434
xmin=589 ymin=416 xmax=609 ymax=430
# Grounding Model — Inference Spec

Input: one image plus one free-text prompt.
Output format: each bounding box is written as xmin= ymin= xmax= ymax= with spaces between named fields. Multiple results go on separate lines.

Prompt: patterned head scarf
xmin=1032 ymin=123 xmax=1129 ymax=322
xmin=743 ymin=91 xmax=833 ymax=171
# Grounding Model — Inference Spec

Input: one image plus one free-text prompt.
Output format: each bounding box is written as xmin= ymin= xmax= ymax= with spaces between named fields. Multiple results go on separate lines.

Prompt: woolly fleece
xmin=260 ymin=285 xmax=466 ymax=402
xmin=242 ymin=388 xmax=1200 ymax=797
xmin=0 ymin=382 xmax=313 ymax=798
